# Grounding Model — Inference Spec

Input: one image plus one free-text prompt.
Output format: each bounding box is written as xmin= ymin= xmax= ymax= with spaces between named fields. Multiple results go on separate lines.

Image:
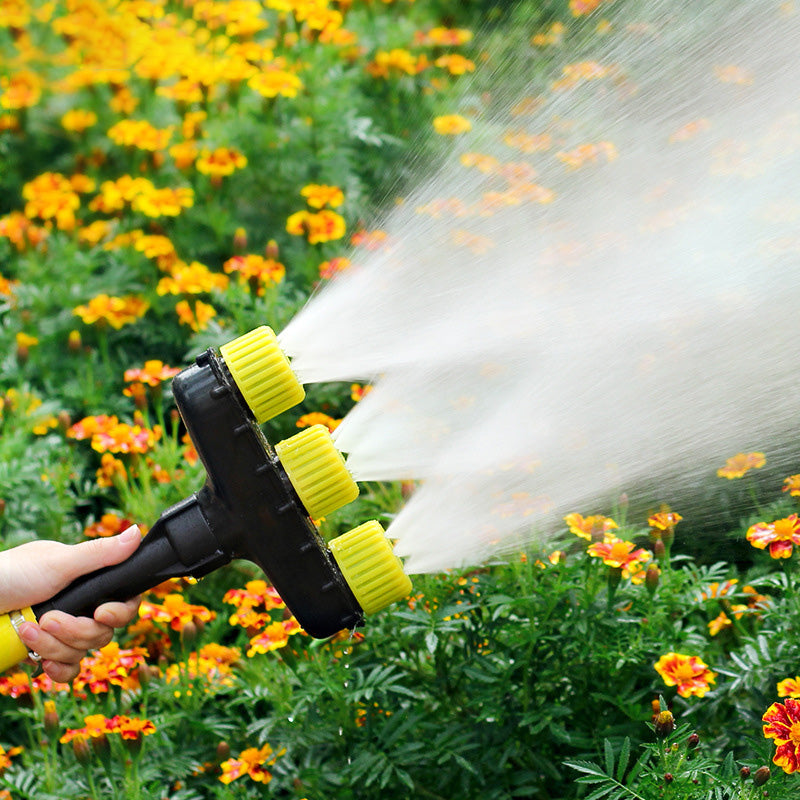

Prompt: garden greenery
xmin=1 ymin=0 xmax=799 ymax=798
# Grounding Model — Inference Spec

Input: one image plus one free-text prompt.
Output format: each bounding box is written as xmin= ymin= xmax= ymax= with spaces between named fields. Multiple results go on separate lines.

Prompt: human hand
xmin=0 ymin=526 xmax=142 ymax=683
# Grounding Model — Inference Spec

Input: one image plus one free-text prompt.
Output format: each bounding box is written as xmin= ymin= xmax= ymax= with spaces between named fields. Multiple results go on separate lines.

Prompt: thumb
xmin=59 ymin=525 xmax=142 ymax=583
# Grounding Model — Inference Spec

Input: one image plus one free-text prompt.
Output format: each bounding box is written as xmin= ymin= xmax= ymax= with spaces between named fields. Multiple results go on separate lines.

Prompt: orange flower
xmin=92 ymin=421 xmax=162 ymax=454
xmin=434 ymin=54 xmax=475 ymax=75
xmin=0 ymin=69 xmax=42 ymax=109
xmin=22 ymin=172 xmax=81 ymax=231
xmin=433 ymin=114 xmax=472 ymax=135
xmin=165 ymin=645 xmax=240 ymax=688
xmin=564 ymin=512 xmax=617 ymax=540
xmin=778 ymin=677 xmax=800 ymax=698
xmin=219 ymin=742 xmax=283 ymax=784
xmin=108 ymin=715 xmax=156 ymax=741
xmin=569 ymin=0 xmax=607 ymax=15
xmin=0 ymin=671 xmax=70 ymax=698
xmin=248 ymin=68 xmax=303 ymax=98
xmin=73 ymin=642 xmax=148 ymax=694
xmin=175 ymin=299 xmax=217 ymax=332
xmin=557 ymin=141 xmax=617 ymax=169
xmin=107 ymin=119 xmax=173 ymax=151
xmin=247 ymin=619 xmax=302 ymax=656
xmin=0 ymin=744 xmax=22 ymax=773
xmin=300 ymin=183 xmax=344 ymax=209
xmin=717 ymin=451 xmax=766 ymax=479
xmin=74 ymin=294 xmax=149 ymax=328
xmin=366 ymin=48 xmax=426 ymax=78
xmin=763 ymin=697 xmax=800 ymax=773
xmin=157 ymin=261 xmax=228 ymax=295
xmin=124 ymin=360 xmax=180 ymax=387
xmin=84 ymin=512 xmax=133 ymax=538
xmin=746 ymin=515 xmax=800 ymax=559
xmin=698 ymin=579 xmax=738 ymax=601
xmin=414 ymin=26 xmax=473 ymax=46
xmin=296 ymin=412 xmax=340 ymax=432
xmin=350 ymin=383 xmax=372 ymax=402
xmin=196 ymin=147 xmax=247 ymax=178
xmin=319 ymin=256 xmax=351 ymax=279
xmin=587 ymin=536 xmax=652 ymax=577
xmin=647 ymin=511 xmax=683 ymax=531
xmin=133 ymin=186 xmax=194 ymax=217
xmin=223 ymin=254 xmax=285 ymax=292
xmin=654 ymin=652 xmax=716 ymax=698
xmin=61 ymin=109 xmax=97 ymax=133
xmin=286 ymin=209 xmax=346 ymax=244
xmin=139 ymin=593 xmax=216 ymax=631
xmin=783 ymin=474 xmax=800 ymax=497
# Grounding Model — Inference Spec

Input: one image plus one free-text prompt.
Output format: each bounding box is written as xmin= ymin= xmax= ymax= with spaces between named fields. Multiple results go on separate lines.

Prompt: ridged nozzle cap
xmin=329 ymin=521 xmax=412 ymax=615
xmin=220 ymin=326 xmax=305 ymax=423
xmin=275 ymin=424 xmax=359 ymax=519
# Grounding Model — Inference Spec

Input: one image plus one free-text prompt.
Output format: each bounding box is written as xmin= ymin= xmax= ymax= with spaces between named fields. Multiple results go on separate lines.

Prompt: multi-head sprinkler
xmin=0 ymin=326 xmax=411 ymax=672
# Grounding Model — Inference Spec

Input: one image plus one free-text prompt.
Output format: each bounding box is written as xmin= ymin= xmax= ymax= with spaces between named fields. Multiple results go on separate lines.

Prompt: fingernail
xmin=40 ymin=618 xmax=61 ymax=635
xmin=120 ymin=525 xmax=141 ymax=542
xmin=18 ymin=622 xmax=38 ymax=643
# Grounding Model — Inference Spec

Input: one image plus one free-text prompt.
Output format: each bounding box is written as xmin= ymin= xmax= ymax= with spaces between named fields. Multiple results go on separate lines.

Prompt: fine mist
xmin=278 ymin=0 xmax=800 ymax=573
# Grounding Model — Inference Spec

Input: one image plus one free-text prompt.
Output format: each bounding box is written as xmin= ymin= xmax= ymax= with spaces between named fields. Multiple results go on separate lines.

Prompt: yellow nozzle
xmin=276 ymin=425 xmax=359 ymax=519
xmin=220 ymin=326 xmax=305 ymax=424
xmin=329 ymin=521 xmax=412 ymax=615
xmin=0 ymin=607 xmax=37 ymax=673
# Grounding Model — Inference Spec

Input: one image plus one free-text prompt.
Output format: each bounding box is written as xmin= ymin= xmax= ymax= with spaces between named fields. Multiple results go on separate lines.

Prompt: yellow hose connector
xmin=220 ymin=326 xmax=305 ymax=424
xmin=329 ymin=521 xmax=412 ymax=615
xmin=275 ymin=425 xmax=359 ymax=520
xmin=0 ymin=607 xmax=37 ymax=673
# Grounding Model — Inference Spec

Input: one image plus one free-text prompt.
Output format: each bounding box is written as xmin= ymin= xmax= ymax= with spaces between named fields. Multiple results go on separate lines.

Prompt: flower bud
xmin=57 ymin=410 xmax=72 ymax=433
xmin=654 ymin=710 xmax=675 ymax=738
xmin=68 ymin=330 xmax=82 ymax=353
xmin=753 ymin=766 xmax=770 ymax=786
xmin=265 ymin=238 xmax=279 ymax=260
xmin=687 ymin=732 xmax=700 ymax=749
xmin=645 ymin=563 xmax=660 ymax=595
xmin=740 ymin=766 xmax=751 ymax=780
xmin=653 ymin=538 xmax=666 ymax=560
xmin=216 ymin=741 xmax=231 ymax=762
xmin=72 ymin=736 xmax=92 ymax=765
xmin=664 ymin=773 xmax=673 ymax=783
xmin=233 ymin=227 xmax=248 ymax=253
xmin=43 ymin=700 xmax=59 ymax=737
xmin=181 ymin=621 xmax=198 ymax=650
xmin=607 ymin=566 xmax=623 ymax=593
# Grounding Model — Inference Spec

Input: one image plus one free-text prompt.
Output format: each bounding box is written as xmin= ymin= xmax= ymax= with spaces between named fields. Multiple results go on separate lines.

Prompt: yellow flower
xmin=433 ymin=114 xmax=472 ymax=135
xmin=717 ymin=451 xmax=766 ymax=479
xmin=248 ymin=68 xmax=303 ymax=98
xmin=654 ymin=652 xmax=716 ymax=698
xmin=74 ymin=294 xmax=150 ymax=329
xmin=300 ymin=183 xmax=344 ymax=209
xmin=61 ymin=109 xmax=98 ymax=132
xmin=175 ymin=299 xmax=217 ymax=332
xmin=157 ymin=262 xmax=228 ymax=295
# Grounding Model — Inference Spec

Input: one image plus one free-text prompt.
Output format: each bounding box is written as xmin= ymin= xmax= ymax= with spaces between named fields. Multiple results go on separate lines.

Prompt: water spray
xmin=0 ymin=326 xmax=411 ymax=672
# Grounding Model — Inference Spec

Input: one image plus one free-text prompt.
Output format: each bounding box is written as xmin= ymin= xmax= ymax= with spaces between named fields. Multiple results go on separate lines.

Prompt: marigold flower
xmin=73 ymin=642 xmax=148 ymax=694
xmin=564 ymin=512 xmax=618 ymax=540
xmin=133 ymin=186 xmax=194 ymax=217
xmin=248 ymin=68 xmax=304 ymax=98
xmin=22 ymin=172 xmax=81 ymax=231
xmin=286 ymin=209 xmax=346 ymax=244
xmin=0 ymin=69 xmax=42 ymax=109
xmin=165 ymin=645 xmax=239 ymax=688
xmin=366 ymin=48 xmax=426 ymax=78
xmin=698 ymin=578 xmax=738 ymax=601
xmin=74 ymin=294 xmax=149 ymax=329
xmin=747 ymin=515 xmax=800 ymax=559
xmin=157 ymin=261 xmax=228 ymax=295
xmin=707 ymin=607 xmax=747 ymax=636
xmin=778 ymin=678 xmax=800 ymax=698
xmin=124 ymin=360 xmax=181 ymax=387
xmin=84 ymin=512 xmax=133 ymax=538
xmin=61 ymin=108 xmax=98 ymax=133
xmin=301 ymin=183 xmax=344 ymax=209
xmin=717 ymin=451 xmax=766 ymax=479
xmin=175 ymin=299 xmax=217 ymax=332
xmin=434 ymin=54 xmax=475 ymax=75
xmin=107 ymin=119 xmax=173 ymax=151
xmin=108 ymin=715 xmax=156 ymax=741
xmin=647 ymin=511 xmax=683 ymax=531
xmin=350 ymin=383 xmax=372 ymax=402
xmin=414 ymin=26 xmax=473 ymax=46
xmin=763 ymin=697 xmax=800 ymax=773
xmin=223 ymin=254 xmax=285 ymax=292
xmin=92 ymin=421 xmax=162 ymax=455
xmin=139 ymin=593 xmax=216 ymax=631
xmin=219 ymin=742 xmax=282 ymax=784
xmin=0 ymin=744 xmax=22 ymax=773
xmin=783 ymin=474 xmax=800 ymax=497
xmin=247 ymin=619 xmax=302 ymax=656
xmin=654 ymin=652 xmax=716 ymax=698
xmin=196 ymin=146 xmax=247 ymax=178
xmin=78 ymin=220 xmax=113 ymax=246
xmin=134 ymin=234 xmax=176 ymax=260
xmin=588 ymin=536 xmax=652 ymax=578
xmin=67 ymin=414 xmax=118 ymax=441
xmin=433 ymin=114 xmax=472 ymax=135
xmin=570 ymin=0 xmax=607 ymax=15
xmin=319 ymin=256 xmax=351 ymax=279
xmin=296 ymin=412 xmax=340 ymax=432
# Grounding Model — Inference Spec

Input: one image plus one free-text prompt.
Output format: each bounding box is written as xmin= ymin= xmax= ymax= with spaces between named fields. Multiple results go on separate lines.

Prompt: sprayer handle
xmin=35 ymin=495 xmax=228 ymax=620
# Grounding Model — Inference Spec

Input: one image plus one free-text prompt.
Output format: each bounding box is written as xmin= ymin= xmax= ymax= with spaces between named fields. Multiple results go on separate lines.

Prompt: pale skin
xmin=0 ymin=526 xmax=142 ymax=683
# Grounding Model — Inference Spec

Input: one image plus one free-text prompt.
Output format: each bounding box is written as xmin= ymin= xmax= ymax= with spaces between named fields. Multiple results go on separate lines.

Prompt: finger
xmin=38 ymin=611 xmax=115 ymax=652
xmin=52 ymin=526 xmax=142 ymax=586
xmin=41 ymin=660 xmax=81 ymax=684
xmin=17 ymin=622 xmax=86 ymax=666
xmin=94 ymin=596 xmax=141 ymax=628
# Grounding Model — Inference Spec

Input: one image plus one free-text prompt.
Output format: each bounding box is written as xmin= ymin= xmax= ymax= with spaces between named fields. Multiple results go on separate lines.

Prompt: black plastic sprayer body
xmin=0 ymin=327 xmax=411 ymax=671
